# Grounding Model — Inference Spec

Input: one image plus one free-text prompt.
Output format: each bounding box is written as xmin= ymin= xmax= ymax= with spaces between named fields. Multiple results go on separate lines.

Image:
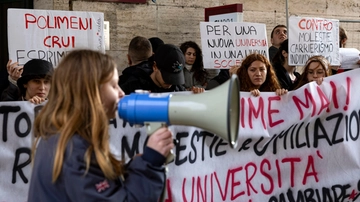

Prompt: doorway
xmin=0 ymin=0 xmax=33 ymax=95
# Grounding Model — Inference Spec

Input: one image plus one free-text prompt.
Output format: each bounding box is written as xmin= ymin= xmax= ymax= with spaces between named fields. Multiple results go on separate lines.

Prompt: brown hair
xmin=128 ymin=36 xmax=152 ymax=63
xmin=294 ymin=55 xmax=330 ymax=90
xmin=339 ymin=26 xmax=348 ymax=48
xmin=236 ymin=53 xmax=281 ymax=92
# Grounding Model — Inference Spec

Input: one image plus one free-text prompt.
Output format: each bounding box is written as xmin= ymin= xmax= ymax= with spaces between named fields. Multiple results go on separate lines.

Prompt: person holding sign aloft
xmin=1 ymin=59 xmax=53 ymax=104
xmin=236 ymin=53 xmax=288 ymax=97
xmin=28 ymin=49 xmax=174 ymax=202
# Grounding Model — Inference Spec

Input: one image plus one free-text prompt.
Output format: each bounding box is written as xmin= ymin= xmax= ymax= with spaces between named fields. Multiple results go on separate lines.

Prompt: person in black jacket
xmin=118 ymin=36 xmax=153 ymax=88
xmin=271 ymin=39 xmax=300 ymax=90
xmin=120 ymin=43 xmax=188 ymax=94
xmin=1 ymin=59 xmax=53 ymax=103
xmin=269 ymin=25 xmax=287 ymax=63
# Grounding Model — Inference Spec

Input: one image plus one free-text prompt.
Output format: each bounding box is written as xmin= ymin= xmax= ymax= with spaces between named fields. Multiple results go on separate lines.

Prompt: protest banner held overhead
xmin=200 ymin=22 xmax=268 ymax=69
xmin=288 ymin=16 xmax=340 ymax=66
xmin=7 ymin=9 xmax=105 ymax=66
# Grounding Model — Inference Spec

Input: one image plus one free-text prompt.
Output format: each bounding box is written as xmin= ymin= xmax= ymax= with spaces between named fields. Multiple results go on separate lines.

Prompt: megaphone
xmin=118 ymin=74 xmax=240 ymax=148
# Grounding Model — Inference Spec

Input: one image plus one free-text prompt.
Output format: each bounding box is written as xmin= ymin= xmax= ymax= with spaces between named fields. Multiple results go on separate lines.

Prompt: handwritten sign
xmin=1 ymin=69 xmax=360 ymax=201
xmin=7 ymin=8 xmax=105 ymax=66
xmin=288 ymin=16 xmax=340 ymax=66
xmin=200 ymin=22 xmax=268 ymax=69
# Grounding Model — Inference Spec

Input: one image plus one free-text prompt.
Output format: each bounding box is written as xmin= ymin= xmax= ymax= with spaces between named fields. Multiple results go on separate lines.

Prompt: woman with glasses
xmin=293 ymin=55 xmax=331 ymax=90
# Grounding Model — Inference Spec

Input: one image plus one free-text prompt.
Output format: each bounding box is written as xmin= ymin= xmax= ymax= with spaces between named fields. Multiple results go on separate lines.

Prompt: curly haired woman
xmin=236 ymin=53 xmax=287 ymax=96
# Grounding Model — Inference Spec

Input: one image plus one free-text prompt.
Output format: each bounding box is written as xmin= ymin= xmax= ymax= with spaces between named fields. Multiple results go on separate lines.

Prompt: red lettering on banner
xmin=44 ymin=35 xmax=75 ymax=48
xmin=316 ymin=86 xmax=330 ymax=115
xmin=248 ymin=97 xmax=266 ymax=129
xmin=228 ymin=166 xmax=245 ymax=200
xmin=330 ymin=81 xmax=339 ymax=109
xmin=302 ymin=155 xmax=319 ymax=185
xmin=344 ymin=77 xmax=351 ymax=111
xmin=282 ymin=157 xmax=301 ymax=187
xmin=179 ymin=154 xmax=322 ymax=201
xmin=164 ymin=179 xmax=173 ymax=202
xmin=268 ymin=96 xmax=283 ymax=127
xmin=24 ymin=13 xmax=92 ymax=30
xmin=214 ymin=59 xmax=242 ymax=68
xmin=245 ymin=163 xmax=257 ymax=196
xmin=292 ymin=88 xmax=316 ymax=120
xmin=260 ymin=159 xmax=274 ymax=194
xmin=298 ymin=18 xmax=333 ymax=31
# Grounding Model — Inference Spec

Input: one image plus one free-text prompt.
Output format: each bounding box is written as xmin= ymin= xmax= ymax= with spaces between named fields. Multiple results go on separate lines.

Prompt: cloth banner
xmin=1 ymin=70 xmax=360 ymax=201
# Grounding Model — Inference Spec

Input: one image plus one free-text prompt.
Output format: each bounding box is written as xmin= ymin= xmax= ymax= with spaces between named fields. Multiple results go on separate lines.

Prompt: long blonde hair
xmin=33 ymin=49 xmax=123 ymax=182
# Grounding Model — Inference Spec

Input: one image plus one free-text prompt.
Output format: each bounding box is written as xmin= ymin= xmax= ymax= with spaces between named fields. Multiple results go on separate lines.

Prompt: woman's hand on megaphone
xmin=147 ymin=127 xmax=174 ymax=157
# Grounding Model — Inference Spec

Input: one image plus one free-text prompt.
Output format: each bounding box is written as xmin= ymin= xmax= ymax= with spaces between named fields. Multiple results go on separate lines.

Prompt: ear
xmin=152 ymin=61 xmax=159 ymax=72
xmin=127 ymin=54 xmax=132 ymax=66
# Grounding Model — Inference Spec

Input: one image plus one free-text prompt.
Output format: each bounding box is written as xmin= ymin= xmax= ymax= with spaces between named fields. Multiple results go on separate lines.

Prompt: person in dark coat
xmin=120 ymin=44 xmax=188 ymax=94
xmin=271 ymin=39 xmax=300 ymax=90
xmin=1 ymin=59 xmax=53 ymax=104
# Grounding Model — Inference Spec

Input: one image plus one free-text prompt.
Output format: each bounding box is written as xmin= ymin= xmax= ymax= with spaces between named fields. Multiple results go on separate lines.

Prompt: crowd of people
xmin=1 ymin=24 xmax=359 ymax=201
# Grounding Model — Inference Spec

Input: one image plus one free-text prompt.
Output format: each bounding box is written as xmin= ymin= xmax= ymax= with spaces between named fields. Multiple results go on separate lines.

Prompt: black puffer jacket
xmin=119 ymin=61 xmax=185 ymax=94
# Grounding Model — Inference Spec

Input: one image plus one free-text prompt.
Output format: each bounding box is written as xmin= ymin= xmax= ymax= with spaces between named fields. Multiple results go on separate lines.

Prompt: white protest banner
xmin=7 ymin=9 xmax=105 ymax=66
xmin=1 ymin=69 xmax=360 ymax=201
xmin=288 ymin=16 xmax=340 ymax=66
xmin=200 ymin=22 xmax=268 ymax=69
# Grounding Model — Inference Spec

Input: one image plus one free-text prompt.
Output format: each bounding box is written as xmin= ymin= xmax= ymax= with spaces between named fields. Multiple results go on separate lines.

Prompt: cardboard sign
xmin=7 ymin=9 xmax=105 ymax=66
xmin=200 ymin=22 xmax=268 ymax=69
xmin=288 ymin=16 xmax=340 ymax=66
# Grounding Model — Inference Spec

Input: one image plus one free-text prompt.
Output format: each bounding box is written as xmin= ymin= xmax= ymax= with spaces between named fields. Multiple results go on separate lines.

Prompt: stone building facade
xmin=33 ymin=0 xmax=360 ymax=72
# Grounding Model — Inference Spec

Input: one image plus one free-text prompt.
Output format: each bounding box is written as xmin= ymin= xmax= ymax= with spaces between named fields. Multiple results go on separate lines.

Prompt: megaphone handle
xmin=144 ymin=122 xmax=172 ymax=202
xmin=144 ymin=122 xmax=175 ymax=164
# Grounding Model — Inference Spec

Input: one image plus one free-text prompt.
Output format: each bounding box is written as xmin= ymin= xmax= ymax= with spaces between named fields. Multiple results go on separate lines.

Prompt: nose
xmin=118 ymin=86 xmax=125 ymax=99
xmin=39 ymin=81 xmax=46 ymax=90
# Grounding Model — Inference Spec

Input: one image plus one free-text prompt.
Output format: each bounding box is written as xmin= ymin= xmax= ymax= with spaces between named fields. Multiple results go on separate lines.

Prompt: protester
xmin=272 ymin=39 xmax=300 ymax=90
xmin=339 ymin=26 xmax=348 ymax=48
xmin=1 ymin=59 xmax=53 ymax=104
xmin=269 ymin=25 xmax=287 ymax=63
xmin=236 ymin=53 xmax=287 ymax=97
xmin=118 ymin=36 xmax=153 ymax=87
xmin=293 ymin=55 xmax=331 ymax=90
xmin=179 ymin=41 xmax=209 ymax=90
xmin=28 ymin=49 xmax=174 ymax=201
xmin=206 ymin=65 xmax=239 ymax=90
xmin=120 ymin=43 xmax=203 ymax=94
xmin=206 ymin=69 xmax=229 ymax=90
xmin=148 ymin=37 xmax=164 ymax=54
xmin=334 ymin=27 xmax=360 ymax=74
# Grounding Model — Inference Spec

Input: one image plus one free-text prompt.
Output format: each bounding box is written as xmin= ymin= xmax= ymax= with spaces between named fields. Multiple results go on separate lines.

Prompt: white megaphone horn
xmin=118 ymin=74 xmax=240 ymax=148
